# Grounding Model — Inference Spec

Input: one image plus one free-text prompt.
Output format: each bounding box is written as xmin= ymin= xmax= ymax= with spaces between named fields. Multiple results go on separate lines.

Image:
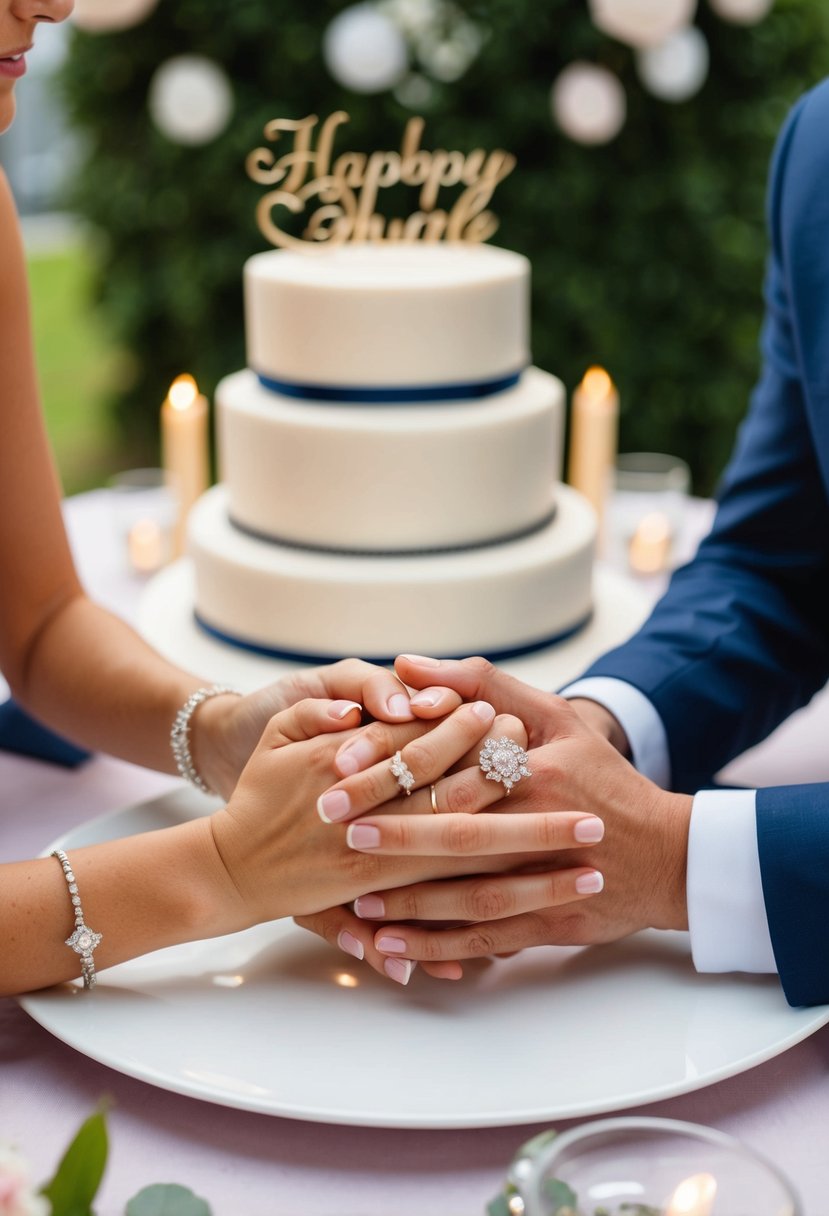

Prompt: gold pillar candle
xmin=161 ymin=374 xmax=210 ymax=556
xmin=567 ymin=366 xmax=619 ymax=531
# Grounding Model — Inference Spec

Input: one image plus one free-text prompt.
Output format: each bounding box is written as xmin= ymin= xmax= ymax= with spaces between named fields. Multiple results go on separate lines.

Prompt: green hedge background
xmin=60 ymin=0 xmax=829 ymax=493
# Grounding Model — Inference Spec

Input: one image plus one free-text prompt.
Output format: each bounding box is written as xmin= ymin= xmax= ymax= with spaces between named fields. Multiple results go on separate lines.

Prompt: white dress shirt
xmin=561 ymin=677 xmax=777 ymax=974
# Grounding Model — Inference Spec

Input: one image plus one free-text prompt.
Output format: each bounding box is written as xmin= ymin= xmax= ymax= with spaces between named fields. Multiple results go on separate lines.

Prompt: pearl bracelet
xmin=170 ymin=685 xmax=241 ymax=795
xmin=52 ymin=848 xmax=102 ymax=990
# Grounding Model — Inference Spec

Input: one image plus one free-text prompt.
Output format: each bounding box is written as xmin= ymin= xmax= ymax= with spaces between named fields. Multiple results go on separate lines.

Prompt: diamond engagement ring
xmin=478 ymin=736 xmax=532 ymax=794
xmin=390 ymin=750 xmax=415 ymax=795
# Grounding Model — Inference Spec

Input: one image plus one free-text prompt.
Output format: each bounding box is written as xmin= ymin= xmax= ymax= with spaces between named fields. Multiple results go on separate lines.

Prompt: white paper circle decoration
xmin=637 ymin=26 xmax=709 ymax=102
xmin=551 ymin=62 xmax=626 ymax=145
xmin=589 ymin=0 xmax=697 ymax=48
xmin=149 ymin=55 xmax=234 ymax=146
xmin=709 ymin=0 xmax=774 ymax=24
xmin=323 ymin=4 xmax=409 ymax=94
xmin=71 ymin=0 xmax=159 ymax=32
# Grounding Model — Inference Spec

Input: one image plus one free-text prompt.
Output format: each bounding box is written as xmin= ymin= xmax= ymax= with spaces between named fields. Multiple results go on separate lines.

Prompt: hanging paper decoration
xmin=551 ymin=62 xmax=627 ymax=145
xmin=589 ymin=0 xmax=697 ymax=49
xmin=709 ymin=0 xmax=773 ymax=24
xmin=148 ymin=55 xmax=234 ymax=146
xmin=637 ymin=26 xmax=710 ymax=102
xmin=323 ymin=4 xmax=409 ymax=94
xmin=71 ymin=0 xmax=158 ymax=33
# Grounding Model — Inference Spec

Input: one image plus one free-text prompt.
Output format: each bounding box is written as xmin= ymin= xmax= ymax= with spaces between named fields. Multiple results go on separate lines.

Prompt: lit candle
xmin=628 ymin=510 xmax=673 ymax=574
xmin=665 ymin=1173 xmax=717 ymax=1216
xmin=161 ymin=374 xmax=210 ymax=556
xmin=567 ymin=366 xmax=619 ymax=532
xmin=127 ymin=518 xmax=166 ymax=574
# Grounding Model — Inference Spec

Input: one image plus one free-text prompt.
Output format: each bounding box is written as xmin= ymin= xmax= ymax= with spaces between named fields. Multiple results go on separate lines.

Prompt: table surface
xmin=2 ymin=491 xmax=829 ymax=1216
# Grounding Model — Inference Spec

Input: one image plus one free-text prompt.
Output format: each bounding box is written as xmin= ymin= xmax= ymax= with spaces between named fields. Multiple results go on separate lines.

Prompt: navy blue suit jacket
xmin=582 ymin=80 xmax=829 ymax=1007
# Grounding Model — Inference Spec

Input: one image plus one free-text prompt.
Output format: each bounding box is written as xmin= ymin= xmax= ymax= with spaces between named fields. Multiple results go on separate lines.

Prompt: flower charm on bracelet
xmin=478 ymin=736 xmax=532 ymax=794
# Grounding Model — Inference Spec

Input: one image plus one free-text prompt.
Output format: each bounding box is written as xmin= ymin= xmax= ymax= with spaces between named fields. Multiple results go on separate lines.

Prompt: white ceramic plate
xmin=20 ymin=790 xmax=829 ymax=1129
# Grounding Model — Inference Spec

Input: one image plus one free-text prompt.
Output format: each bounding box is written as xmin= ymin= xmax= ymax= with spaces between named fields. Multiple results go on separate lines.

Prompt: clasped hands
xmin=201 ymin=654 xmax=692 ymax=987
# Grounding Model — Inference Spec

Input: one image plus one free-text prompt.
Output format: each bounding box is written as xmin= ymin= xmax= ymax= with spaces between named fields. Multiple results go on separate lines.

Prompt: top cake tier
xmin=244 ymin=243 xmax=530 ymax=392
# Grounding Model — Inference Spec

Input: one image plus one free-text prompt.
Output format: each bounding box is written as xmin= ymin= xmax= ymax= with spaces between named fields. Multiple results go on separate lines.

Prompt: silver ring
xmin=390 ymin=750 xmax=415 ymax=795
xmin=478 ymin=736 xmax=532 ymax=795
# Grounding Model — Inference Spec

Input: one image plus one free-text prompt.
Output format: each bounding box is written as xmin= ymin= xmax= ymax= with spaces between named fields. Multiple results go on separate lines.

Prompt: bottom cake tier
xmin=187 ymin=483 xmax=597 ymax=662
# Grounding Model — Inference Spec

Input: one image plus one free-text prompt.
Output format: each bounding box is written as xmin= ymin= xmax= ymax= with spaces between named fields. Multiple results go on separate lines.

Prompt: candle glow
xmin=581 ymin=365 xmax=614 ymax=403
xmin=168 ymin=373 xmax=199 ymax=411
xmin=666 ymin=1172 xmax=717 ymax=1216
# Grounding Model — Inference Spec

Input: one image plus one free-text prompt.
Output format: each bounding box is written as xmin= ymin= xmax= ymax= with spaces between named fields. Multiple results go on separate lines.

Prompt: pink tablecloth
xmin=2 ymin=492 xmax=829 ymax=1215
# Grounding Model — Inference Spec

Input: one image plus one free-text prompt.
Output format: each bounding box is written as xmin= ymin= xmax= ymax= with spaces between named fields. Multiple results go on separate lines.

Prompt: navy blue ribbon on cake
xmin=255 ymin=369 xmax=522 ymax=404
xmin=194 ymin=610 xmax=594 ymax=667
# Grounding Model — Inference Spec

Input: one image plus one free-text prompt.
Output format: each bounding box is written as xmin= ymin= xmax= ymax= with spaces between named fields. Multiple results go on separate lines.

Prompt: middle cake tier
xmin=217 ymin=366 xmax=564 ymax=552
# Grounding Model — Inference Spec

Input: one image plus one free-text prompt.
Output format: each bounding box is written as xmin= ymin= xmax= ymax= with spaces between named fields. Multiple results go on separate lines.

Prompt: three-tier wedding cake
xmin=138 ymin=115 xmax=648 ymax=685
xmin=186 ymin=241 xmax=596 ymax=662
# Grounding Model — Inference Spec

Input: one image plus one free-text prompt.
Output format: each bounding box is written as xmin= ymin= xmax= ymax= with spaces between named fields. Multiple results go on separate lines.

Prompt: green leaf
xmin=543 ymin=1177 xmax=579 ymax=1214
xmin=41 ymin=1108 xmax=109 ymax=1216
xmin=125 ymin=1184 xmax=213 ymax=1216
xmin=485 ymin=1194 xmax=514 ymax=1216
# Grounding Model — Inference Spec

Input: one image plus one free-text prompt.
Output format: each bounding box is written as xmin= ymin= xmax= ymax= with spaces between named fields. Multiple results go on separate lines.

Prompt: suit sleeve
xmin=582 ymin=88 xmax=829 ymax=794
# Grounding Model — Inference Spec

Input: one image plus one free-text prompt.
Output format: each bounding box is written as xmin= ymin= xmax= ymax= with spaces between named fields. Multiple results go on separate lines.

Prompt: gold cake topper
xmin=246 ymin=112 xmax=516 ymax=251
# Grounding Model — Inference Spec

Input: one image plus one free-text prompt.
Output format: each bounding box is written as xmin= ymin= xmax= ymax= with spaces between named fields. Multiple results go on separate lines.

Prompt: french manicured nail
xmin=329 ymin=700 xmax=362 ymax=720
xmin=387 ymin=692 xmax=412 ymax=719
xmin=346 ymin=823 xmax=381 ymax=849
xmin=410 ymin=689 xmax=441 ymax=709
xmin=354 ymin=894 xmax=386 ymax=919
xmin=384 ymin=958 xmax=415 ymax=985
xmin=575 ymin=870 xmax=605 ymax=895
xmin=574 ymin=816 xmax=605 ymax=843
xmin=399 ymin=654 xmax=441 ymax=667
xmin=317 ymin=790 xmax=351 ymax=824
xmin=472 ymin=700 xmax=496 ymax=723
xmin=375 ymin=935 xmax=408 ymax=954
xmin=337 ymin=930 xmax=365 ymax=960
xmin=334 ymin=737 xmax=375 ymax=776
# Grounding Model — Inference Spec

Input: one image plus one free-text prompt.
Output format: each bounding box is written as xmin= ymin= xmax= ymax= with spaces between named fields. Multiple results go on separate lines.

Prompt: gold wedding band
xmin=429 ymin=784 xmax=440 ymax=814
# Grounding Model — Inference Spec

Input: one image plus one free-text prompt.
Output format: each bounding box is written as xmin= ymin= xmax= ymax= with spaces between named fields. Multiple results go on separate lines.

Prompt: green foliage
xmin=28 ymin=243 xmax=126 ymax=494
xmin=41 ymin=1108 xmax=108 ymax=1216
xmin=125 ymin=1184 xmax=212 ymax=1216
xmin=60 ymin=0 xmax=829 ymax=492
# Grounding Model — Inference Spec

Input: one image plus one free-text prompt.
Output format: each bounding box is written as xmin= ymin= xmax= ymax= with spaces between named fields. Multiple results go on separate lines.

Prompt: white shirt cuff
xmin=560 ymin=676 xmax=672 ymax=788
xmin=687 ymin=788 xmax=777 ymax=974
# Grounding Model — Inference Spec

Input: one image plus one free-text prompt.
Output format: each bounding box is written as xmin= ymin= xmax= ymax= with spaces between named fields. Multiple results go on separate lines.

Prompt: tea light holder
xmin=495 ymin=1117 xmax=801 ymax=1216
xmin=108 ymin=468 xmax=178 ymax=576
xmin=606 ymin=452 xmax=691 ymax=575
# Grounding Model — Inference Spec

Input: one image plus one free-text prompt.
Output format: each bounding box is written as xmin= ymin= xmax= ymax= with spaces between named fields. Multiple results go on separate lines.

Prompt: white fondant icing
xmin=217 ymin=366 xmax=564 ymax=551
xmin=245 ymin=243 xmax=529 ymax=388
xmin=188 ymin=484 xmax=596 ymax=659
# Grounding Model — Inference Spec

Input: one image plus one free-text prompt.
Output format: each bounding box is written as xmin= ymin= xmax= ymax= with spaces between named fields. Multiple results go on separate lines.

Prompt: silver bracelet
xmin=52 ymin=848 xmax=102 ymax=990
xmin=170 ymin=685 xmax=241 ymax=795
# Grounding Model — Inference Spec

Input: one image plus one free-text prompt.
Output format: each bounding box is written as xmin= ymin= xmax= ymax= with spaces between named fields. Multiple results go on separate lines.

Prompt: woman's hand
xmin=204 ymin=696 xmax=541 ymax=933
xmin=190 ymin=659 xmax=463 ymax=799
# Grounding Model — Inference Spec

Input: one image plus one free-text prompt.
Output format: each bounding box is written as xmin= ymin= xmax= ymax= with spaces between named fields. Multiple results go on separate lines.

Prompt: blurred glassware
xmin=606 ymin=451 xmax=691 ymax=575
xmin=108 ymin=468 xmax=177 ymax=576
xmin=495 ymin=1117 xmax=801 ymax=1216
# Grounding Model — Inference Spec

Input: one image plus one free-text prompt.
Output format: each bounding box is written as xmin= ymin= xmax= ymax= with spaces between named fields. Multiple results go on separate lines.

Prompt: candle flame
xmin=666 ymin=1172 xmax=717 ymax=1216
xmin=581 ymin=366 xmax=614 ymax=400
xmin=168 ymin=374 xmax=199 ymax=411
